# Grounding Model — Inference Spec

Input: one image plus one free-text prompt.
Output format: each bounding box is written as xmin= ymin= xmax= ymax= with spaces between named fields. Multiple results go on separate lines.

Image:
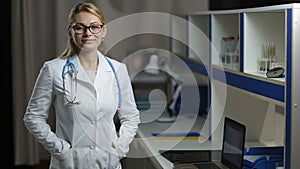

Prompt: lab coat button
xmin=91 ymin=121 xmax=95 ymax=125
xmin=90 ymin=146 xmax=94 ymax=150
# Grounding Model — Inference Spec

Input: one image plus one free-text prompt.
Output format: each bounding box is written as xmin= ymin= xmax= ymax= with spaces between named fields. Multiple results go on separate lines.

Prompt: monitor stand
xmin=156 ymin=106 xmax=177 ymax=123
xmin=156 ymin=85 xmax=181 ymax=123
xmin=156 ymin=115 xmax=176 ymax=123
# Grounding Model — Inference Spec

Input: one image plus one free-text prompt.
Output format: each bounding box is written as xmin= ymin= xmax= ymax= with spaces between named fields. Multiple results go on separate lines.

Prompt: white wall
xmin=211 ymin=80 xmax=285 ymax=148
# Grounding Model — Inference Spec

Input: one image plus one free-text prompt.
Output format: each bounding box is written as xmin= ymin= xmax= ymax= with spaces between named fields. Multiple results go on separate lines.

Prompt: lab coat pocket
xmin=109 ymin=152 xmax=121 ymax=169
xmin=54 ymin=148 xmax=74 ymax=169
xmin=112 ymin=139 xmax=123 ymax=158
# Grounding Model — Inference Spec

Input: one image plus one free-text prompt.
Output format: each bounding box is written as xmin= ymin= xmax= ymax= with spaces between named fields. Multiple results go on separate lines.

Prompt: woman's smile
xmin=82 ymin=38 xmax=96 ymax=44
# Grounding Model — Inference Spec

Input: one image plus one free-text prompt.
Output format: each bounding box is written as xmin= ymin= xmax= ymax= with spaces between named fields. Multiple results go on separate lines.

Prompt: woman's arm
xmin=115 ymin=63 xmax=140 ymax=157
xmin=23 ymin=62 xmax=70 ymax=157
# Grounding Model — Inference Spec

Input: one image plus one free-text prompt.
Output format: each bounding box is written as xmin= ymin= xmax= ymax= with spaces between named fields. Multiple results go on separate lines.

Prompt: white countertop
xmin=130 ymin=111 xmax=223 ymax=169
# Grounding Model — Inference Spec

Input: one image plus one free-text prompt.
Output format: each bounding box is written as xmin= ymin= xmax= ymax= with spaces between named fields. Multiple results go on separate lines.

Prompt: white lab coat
xmin=23 ymin=51 xmax=140 ymax=169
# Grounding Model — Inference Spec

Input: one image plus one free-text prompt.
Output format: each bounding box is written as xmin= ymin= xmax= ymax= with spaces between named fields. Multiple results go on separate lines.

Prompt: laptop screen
xmin=221 ymin=117 xmax=246 ymax=169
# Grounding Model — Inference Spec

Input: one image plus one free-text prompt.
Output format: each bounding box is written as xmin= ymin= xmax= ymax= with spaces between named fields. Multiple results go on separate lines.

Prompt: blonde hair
xmin=59 ymin=2 xmax=106 ymax=59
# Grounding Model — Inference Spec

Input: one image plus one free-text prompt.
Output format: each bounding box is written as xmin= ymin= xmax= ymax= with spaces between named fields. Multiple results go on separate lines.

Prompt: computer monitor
xmin=221 ymin=117 xmax=246 ymax=169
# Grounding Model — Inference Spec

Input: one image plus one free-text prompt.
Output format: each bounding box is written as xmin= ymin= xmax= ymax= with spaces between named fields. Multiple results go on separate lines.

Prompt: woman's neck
xmin=78 ymin=52 xmax=99 ymax=70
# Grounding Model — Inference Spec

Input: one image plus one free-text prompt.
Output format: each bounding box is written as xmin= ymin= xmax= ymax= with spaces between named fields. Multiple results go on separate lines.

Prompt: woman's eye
xmin=91 ymin=25 xmax=101 ymax=29
xmin=90 ymin=25 xmax=103 ymax=33
xmin=74 ymin=26 xmax=84 ymax=30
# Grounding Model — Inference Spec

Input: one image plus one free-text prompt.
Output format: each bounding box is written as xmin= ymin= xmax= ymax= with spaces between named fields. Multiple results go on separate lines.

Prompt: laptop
xmin=171 ymin=117 xmax=246 ymax=169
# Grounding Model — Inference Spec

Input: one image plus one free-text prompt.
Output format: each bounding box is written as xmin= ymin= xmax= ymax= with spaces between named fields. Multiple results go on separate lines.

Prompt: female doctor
xmin=23 ymin=2 xmax=140 ymax=169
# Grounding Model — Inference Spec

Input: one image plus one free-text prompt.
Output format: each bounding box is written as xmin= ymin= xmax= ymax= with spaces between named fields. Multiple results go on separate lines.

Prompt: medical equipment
xmin=62 ymin=56 xmax=121 ymax=107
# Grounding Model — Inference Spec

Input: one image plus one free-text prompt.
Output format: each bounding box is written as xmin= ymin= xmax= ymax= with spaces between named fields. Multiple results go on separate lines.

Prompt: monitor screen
xmin=221 ymin=117 xmax=246 ymax=169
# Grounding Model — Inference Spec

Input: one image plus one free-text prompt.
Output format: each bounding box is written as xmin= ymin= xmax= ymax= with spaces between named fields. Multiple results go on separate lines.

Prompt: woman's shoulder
xmin=44 ymin=57 xmax=66 ymax=66
xmin=100 ymin=52 xmax=123 ymax=66
xmin=98 ymin=51 xmax=127 ymax=71
xmin=40 ymin=57 xmax=67 ymax=76
xmin=105 ymin=56 xmax=128 ymax=72
xmin=105 ymin=56 xmax=121 ymax=65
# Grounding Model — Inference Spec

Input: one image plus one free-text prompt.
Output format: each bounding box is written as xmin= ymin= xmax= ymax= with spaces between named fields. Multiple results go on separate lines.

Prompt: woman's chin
xmin=80 ymin=44 xmax=98 ymax=51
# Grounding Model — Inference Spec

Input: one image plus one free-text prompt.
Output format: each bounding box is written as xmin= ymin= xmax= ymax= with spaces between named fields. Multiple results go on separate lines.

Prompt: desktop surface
xmin=174 ymin=161 xmax=230 ymax=169
xmin=159 ymin=149 xmax=222 ymax=164
xmin=134 ymin=111 xmax=223 ymax=169
xmin=165 ymin=117 xmax=246 ymax=169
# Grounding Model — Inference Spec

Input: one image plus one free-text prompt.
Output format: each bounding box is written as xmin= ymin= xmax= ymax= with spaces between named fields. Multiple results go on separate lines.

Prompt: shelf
xmin=246 ymin=71 xmax=285 ymax=83
xmin=212 ymin=66 xmax=285 ymax=103
xmin=188 ymin=15 xmax=210 ymax=64
xmin=245 ymin=140 xmax=284 ymax=150
xmin=243 ymin=11 xmax=285 ymax=81
xmin=211 ymin=13 xmax=239 ymax=69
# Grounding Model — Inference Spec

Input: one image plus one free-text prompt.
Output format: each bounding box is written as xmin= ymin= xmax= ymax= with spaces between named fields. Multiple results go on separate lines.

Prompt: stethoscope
xmin=62 ymin=56 xmax=121 ymax=109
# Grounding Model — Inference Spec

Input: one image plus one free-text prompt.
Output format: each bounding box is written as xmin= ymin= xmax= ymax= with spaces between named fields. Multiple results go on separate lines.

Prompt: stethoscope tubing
xmin=105 ymin=57 xmax=122 ymax=109
xmin=62 ymin=57 xmax=78 ymax=104
xmin=62 ymin=56 xmax=121 ymax=108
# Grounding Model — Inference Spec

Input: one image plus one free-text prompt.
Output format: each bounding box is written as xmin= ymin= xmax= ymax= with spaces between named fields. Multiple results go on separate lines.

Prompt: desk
xmin=123 ymin=111 xmax=223 ymax=169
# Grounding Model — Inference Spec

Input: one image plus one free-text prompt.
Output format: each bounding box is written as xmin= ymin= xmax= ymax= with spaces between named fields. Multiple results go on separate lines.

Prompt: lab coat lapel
xmin=72 ymin=55 xmax=92 ymax=83
xmin=94 ymin=54 xmax=116 ymax=120
xmin=72 ymin=53 xmax=112 ymax=84
xmin=94 ymin=53 xmax=112 ymax=87
xmin=97 ymin=51 xmax=112 ymax=72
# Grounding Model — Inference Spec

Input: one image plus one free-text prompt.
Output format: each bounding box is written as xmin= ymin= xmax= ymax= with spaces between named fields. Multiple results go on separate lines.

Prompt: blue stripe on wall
xmin=184 ymin=59 xmax=284 ymax=103
xmin=184 ymin=59 xmax=209 ymax=76
xmin=213 ymin=68 xmax=284 ymax=102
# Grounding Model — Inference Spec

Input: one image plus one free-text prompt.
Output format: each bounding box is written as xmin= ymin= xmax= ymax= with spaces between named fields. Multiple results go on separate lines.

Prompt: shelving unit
xmin=211 ymin=13 xmax=239 ymax=69
xmin=244 ymin=11 xmax=285 ymax=79
xmin=185 ymin=3 xmax=300 ymax=169
xmin=187 ymin=15 xmax=210 ymax=64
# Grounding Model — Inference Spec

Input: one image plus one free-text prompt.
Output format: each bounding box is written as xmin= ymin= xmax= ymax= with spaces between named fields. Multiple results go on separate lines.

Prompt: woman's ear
xmin=67 ymin=25 xmax=73 ymax=37
xmin=67 ymin=27 xmax=74 ymax=42
xmin=101 ymin=25 xmax=107 ymax=39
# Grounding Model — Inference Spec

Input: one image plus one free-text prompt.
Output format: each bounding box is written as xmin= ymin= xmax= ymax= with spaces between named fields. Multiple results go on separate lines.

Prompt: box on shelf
xmin=257 ymin=58 xmax=275 ymax=74
xmin=221 ymin=52 xmax=240 ymax=70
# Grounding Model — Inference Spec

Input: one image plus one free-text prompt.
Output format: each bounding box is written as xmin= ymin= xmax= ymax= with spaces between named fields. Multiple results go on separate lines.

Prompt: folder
xmin=151 ymin=132 xmax=204 ymax=140
xmin=243 ymin=146 xmax=284 ymax=169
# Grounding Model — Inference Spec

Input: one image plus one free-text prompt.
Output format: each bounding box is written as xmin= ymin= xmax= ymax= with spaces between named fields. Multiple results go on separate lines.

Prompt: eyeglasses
xmin=72 ymin=23 xmax=104 ymax=35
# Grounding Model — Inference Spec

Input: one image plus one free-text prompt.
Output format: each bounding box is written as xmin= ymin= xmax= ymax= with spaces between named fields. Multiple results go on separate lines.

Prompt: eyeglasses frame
xmin=71 ymin=23 xmax=104 ymax=35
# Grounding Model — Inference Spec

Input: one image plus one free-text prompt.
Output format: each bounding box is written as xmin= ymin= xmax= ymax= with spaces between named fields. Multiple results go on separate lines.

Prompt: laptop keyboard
xmin=194 ymin=163 xmax=220 ymax=169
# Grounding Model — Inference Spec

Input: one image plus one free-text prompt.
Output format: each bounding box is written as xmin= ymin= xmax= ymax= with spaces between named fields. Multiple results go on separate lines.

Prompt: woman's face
xmin=70 ymin=12 xmax=106 ymax=52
